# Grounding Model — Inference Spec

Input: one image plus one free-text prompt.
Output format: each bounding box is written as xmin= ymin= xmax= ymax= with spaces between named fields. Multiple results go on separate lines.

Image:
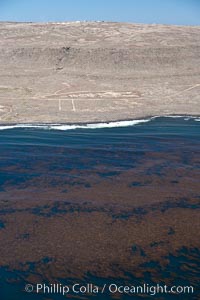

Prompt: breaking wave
xmin=0 ymin=118 xmax=152 ymax=131
xmin=0 ymin=116 xmax=199 ymax=131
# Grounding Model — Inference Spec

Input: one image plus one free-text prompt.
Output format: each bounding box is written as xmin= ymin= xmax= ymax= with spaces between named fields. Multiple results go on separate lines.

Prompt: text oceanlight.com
xmin=25 ymin=283 xmax=194 ymax=296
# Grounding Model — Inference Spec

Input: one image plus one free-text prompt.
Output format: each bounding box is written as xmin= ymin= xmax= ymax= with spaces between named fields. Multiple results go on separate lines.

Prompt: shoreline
xmin=1 ymin=113 xmax=200 ymax=125
xmin=0 ymin=114 xmax=200 ymax=130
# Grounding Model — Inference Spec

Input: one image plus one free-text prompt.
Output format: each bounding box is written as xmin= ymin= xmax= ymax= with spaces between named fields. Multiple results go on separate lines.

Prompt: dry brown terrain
xmin=0 ymin=21 xmax=200 ymax=123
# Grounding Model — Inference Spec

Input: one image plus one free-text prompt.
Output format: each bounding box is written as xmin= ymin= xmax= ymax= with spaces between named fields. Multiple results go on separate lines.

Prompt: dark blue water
xmin=0 ymin=117 xmax=199 ymax=300
xmin=0 ymin=117 xmax=199 ymax=190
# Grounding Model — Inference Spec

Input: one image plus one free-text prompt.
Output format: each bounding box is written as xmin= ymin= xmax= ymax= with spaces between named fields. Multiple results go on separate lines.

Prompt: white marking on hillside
xmin=72 ymin=99 xmax=76 ymax=111
xmin=59 ymin=99 xmax=62 ymax=111
xmin=165 ymin=83 xmax=200 ymax=99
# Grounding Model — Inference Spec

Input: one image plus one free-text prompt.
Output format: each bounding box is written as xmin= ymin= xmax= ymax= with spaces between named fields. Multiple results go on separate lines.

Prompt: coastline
xmin=0 ymin=114 xmax=200 ymax=130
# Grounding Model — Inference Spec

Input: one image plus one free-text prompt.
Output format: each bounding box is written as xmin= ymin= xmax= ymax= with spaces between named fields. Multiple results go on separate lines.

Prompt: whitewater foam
xmin=0 ymin=116 xmax=199 ymax=131
xmin=0 ymin=119 xmax=152 ymax=131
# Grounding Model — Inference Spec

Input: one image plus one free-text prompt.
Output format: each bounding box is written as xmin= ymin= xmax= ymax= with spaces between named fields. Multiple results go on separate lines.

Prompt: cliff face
xmin=0 ymin=22 xmax=200 ymax=123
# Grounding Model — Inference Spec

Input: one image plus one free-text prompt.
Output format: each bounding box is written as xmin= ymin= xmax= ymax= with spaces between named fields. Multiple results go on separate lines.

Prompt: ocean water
xmin=0 ymin=117 xmax=199 ymax=300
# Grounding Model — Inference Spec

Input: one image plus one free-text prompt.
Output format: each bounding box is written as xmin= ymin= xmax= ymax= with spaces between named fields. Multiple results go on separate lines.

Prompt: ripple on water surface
xmin=0 ymin=117 xmax=199 ymax=299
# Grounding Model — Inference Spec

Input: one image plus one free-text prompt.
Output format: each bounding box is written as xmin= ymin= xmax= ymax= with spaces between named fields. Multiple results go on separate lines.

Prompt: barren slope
xmin=0 ymin=21 xmax=200 ymax=123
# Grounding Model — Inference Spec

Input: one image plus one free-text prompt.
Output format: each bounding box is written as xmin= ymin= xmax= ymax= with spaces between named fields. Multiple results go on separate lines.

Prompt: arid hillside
xmin=0 ymin=22 xmax=200 ymax=123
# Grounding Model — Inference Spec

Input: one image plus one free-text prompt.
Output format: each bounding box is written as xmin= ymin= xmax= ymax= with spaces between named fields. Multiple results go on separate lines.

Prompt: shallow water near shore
xmin=0 ymin=117 xmax=199 ymax=299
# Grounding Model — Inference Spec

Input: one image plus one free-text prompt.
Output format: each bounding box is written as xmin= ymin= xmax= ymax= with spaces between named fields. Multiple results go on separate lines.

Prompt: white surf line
xmin=71 ymin=99 xmax=76 ymax=112
xmin=50 ymin=119 xmax=152 ymax=130
xmin=0 ymin=116 xmax=200 ymax=131
xmin=0 ymin=119 xmax=151 ymax=131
